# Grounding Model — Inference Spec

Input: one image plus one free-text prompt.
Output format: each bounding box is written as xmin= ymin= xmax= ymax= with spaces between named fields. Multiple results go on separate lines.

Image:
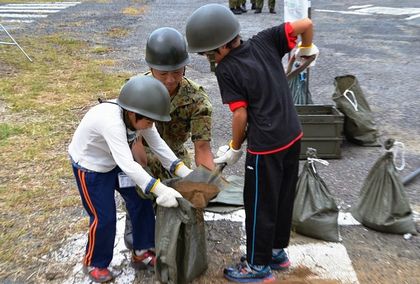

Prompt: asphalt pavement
xmin=4 ymin=0 xmax=419 ymax=283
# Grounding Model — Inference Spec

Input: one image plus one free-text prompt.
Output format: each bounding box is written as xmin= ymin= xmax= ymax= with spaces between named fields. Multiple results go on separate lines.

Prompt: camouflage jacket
xmin=143 ymin=72 xmax=212 ymax=169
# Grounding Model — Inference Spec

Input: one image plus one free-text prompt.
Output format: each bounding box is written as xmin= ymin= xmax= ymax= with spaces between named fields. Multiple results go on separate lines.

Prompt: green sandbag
xmin=286 ymin=55 xmax=315 ymax=105
xmin=288 ymin=67 xmax=313 ymax=105
xmin=332 ymin=75 xmax=380 ymax=146
xmin=292 ymin=149 xmax=340 ymax=242
xmin=155 ymin=198 xmax=208 ymax=284
xmin=351 ymin=139 xmax=417 ymax=235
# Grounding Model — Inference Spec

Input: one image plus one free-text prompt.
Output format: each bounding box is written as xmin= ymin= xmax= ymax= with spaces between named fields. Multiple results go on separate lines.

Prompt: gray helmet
xmin=145 ymin=27 xmax=190 ymax=71
xmin=117 ymin=76 xmax=171 ymax=122
xmin=186 ymin=4 xmax=240 ymax=53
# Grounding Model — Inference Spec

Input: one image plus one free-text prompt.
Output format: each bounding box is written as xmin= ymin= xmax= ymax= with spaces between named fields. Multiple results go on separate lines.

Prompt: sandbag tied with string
xmin=332 ymin=75 xmax=380 ymax=146
xmin=351 ymin=139 xmax=417 ymax=235
xmin=292 ymin=148 xmax=340 ymax=242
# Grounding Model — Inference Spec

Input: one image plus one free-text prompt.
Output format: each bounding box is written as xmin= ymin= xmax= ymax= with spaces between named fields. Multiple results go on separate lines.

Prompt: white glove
xmin=295 ymin=43 xmax=319 ymax=67
xmin=213 ymin=142 xmax=243 ymax=165
xmin=152 ymin=181 xmax=183 ymax=207
xmin=174 ymin=162 xmax=193 ymax=178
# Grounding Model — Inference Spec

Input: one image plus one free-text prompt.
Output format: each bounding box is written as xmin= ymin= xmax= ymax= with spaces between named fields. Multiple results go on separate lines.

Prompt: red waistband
xmin=247 ymin=132 xmax=302 ymax=155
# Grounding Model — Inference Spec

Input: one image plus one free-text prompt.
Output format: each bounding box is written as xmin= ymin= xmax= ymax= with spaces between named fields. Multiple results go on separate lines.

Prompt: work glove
xmin=295 ymin=43 xmax=319 ymax=67
xmin=174 ymin=162 xmax=193 ymax=178
xmin=152 ymin=181 xmax=183 ymax=207
xmin=213 ymin=141 xmax=243 ymax=165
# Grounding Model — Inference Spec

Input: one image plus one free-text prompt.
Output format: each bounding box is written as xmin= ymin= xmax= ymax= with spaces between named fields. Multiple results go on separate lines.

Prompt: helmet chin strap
xmin=207 ymin=52 xmax=216 ymax=72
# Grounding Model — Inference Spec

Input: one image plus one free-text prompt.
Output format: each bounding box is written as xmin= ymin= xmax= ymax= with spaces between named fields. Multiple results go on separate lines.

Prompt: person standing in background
xmin=229 ymin=0 xmax=247 ymax=14
xmin=255 ymin=0 xmax=276 ymax=14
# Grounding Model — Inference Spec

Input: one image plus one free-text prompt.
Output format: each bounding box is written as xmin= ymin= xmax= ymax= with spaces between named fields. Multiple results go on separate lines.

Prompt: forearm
xmin=291 ymin=18 xmax=313 ymax=46
xmin=194 ymin=140 xmax=215 ymax=170
xmin=131 ymin=138 xmax=147 ymax=167
xmin=231 ymin=107 xmax=247 ymax=150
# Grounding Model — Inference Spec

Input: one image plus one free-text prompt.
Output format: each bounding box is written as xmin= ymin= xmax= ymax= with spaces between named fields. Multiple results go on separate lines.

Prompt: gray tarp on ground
xmin=351 ymin=139 xmax=417 ymax=235
xmin=155 ymin=198 xmax=208 ymax=284
xmin=206 ymin=175 xmax=244 ymax=214
xmin=292 ymin=149 xmax=340 ymax=242
xmin=332 ymin=75 xmax=380 ymax=146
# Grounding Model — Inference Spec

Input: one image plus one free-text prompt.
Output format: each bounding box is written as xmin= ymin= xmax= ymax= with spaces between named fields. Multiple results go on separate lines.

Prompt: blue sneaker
xmin=224 ymin=260 xmax=275 ymax=283
xmin=269 ymin=249 xmax=290 ymax=270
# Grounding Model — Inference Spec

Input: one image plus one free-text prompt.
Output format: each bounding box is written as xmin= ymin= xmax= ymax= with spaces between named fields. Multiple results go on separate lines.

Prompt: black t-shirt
xmin=216 ymin=24 xmax=302 ymax=153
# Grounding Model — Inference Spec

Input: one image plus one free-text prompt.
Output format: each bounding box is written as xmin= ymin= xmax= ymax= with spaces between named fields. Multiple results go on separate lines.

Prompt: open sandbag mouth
xmin=173 ymin=181 xmax=220 ymax=209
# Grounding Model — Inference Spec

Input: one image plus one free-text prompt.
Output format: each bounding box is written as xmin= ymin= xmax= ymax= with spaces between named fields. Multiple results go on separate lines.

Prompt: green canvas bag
xmin=332 ymin=75 xmax=380 ymax=146
xmin=351 ymin=139 xmax=417 ymax=234
xmin=292 ymin=149 xmax=340 ymax=242
xmin=286 ymin=55 xmax=315 ymax=105
xmin=155 ymin=198 xmax=208 ymax=284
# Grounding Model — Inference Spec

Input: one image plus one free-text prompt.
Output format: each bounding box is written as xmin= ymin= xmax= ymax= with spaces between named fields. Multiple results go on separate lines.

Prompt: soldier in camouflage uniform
xmin=255 ymin=0 xmax=276 ymax=13
xmin=229 ymin=0 xmax=246 ymax=14
xmin=124 ymin=27 xmax=214 ymax=250
xmin=142 ymin=71 xmax=213 ymax=180
xmin=141 ymin=27 xmax=214 ymax=180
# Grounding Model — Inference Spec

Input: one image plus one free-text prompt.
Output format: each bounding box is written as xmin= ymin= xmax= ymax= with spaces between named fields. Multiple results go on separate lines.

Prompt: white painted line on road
xmin=0 ymin=10 xmax=61 ymax=13
xmin=406 ymin=14 xmax=420 ymax=20
xmin=316 ymin=6 xmax=420 ymax=21
xmin=349 ymin=5 xmax=373 ymax=10
xmin=0 ymin=2 xmax=80 ymax=24
xmin=413 ymin=210 xmax=420 ymax=221
xmin=357 ymin=7 xmax=420 ymax=15
xmin=0 ymin=19 xmax=34 ymax=23
xmin=289 ymin=243 xmax=359 ymax=284
xmin=204 ymin=209 xmax=246 ymax=222
xmin=0 ymin=14 xmax=48 ymax=18
xmin=315 ymin=9 xmax=370 ymax=16
xmin=5 ymin=2 xmax=80 ymax=7
xmin=0 ymin=6 xmax=65 ymax=10
xmin=338 ymin=212 xmax=361 ymax=225
xmin=205 ymin=210 xmax=363 ymax=226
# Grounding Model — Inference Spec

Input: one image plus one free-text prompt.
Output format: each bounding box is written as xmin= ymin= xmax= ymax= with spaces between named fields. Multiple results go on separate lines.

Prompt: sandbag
xmin=292 ymin=148 xmax=340 ymax=242
xmin=155 ymin=198 xmax=208 ymax=284
xmin=332 ymin=75 xmax=380 ymax=146
xmin=351 ymin=139 xmax=417 ymax=235
xmin=286 ymin=55 xmax=314 ymax=105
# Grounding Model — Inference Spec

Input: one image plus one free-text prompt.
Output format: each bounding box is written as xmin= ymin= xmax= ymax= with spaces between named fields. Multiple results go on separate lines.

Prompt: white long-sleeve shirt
xmin=68 ymin=101 xmax=178 ymax=192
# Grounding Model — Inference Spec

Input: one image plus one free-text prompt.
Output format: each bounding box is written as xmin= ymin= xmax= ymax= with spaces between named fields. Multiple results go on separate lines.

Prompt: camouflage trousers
xmin=256 ymin=0 xmax=275 ymax=9
xmin=230 ymin=0 xmax=255 ymax=8
xmin=229 ymin=0 xmax=241 ymax=8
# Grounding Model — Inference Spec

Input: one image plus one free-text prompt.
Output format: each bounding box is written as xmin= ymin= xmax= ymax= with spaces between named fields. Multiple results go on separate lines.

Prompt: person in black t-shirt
xmin=186 ymin=4 xmax=319 ymax=283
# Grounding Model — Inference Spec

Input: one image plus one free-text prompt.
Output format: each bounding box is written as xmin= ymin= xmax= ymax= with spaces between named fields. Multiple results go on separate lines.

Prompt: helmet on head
xmin=186 ymin=4 xmax=240 ymax=53
xmin=117 ymin=76 xmax=171 ymax=122
xmin=145 ymin=27 xmax=190 ymax=71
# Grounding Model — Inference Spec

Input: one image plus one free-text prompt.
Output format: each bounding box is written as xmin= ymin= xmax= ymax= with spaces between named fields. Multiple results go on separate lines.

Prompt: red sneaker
xmin=83 ymin=265 xmax=113 ymax=283
xmin=131 ymin=250 xmax=156 ymax=270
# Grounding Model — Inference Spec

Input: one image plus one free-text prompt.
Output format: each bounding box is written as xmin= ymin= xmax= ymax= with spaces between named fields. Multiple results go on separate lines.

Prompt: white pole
xmin=306 ymin=0 xmax=311 ymax=96
xmin=0 ymin=23 xmax=33 ymax=62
